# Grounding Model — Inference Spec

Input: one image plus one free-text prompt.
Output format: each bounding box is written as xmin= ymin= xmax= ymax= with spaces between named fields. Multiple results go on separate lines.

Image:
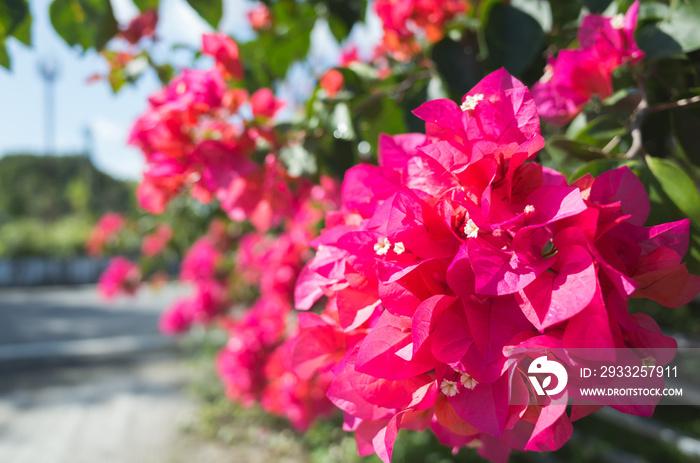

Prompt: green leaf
xmin=658 ymin=0 xmax=700 ymax=52
xmin=547 ymin=137 xmax=608 ymax=162
xmin=646 ymin=155 xmax=700 ymax=225
xmin=638 ymin=2 xmax=670 ymax=21
xmin=133 ymin=0 xmax=159 ymax=12
xmin=483 ymin=3 xmax=545 ymax=76
xmin=184 ymin=0 xmax=221 ymax=28
xmin=431 ymin=35 xmax=480 ymax=100
xmin=512 ymin=0 xmax=552 ymax=33
xmin=583 ymin=0 xmax=613 ymax=13
xmin=0 ymin=0 xmax=29 ymax=39
xmin=356 ymin=96 xmax=407 ymax=154
xmin=569 ymin=158 xmax=640 ymax=182
xmin=671 ymin=108 xmax=700 ymax=173
xmin=566 ymin=115 xmax=627 ymax=150
xmin=10 ymin=5 xmax=31 ymax=46
xmin=325 ymin=0 xmax=366 ymax=43
xmin=0 ymin=39 xmax=10 ymax=69
xmin=49 ymin=0 xmax=118 ymax=51
xmin=327 ymin=15 xmax=347 ymax=43
xmin=636 ymin=25 xmax=684 ymax=60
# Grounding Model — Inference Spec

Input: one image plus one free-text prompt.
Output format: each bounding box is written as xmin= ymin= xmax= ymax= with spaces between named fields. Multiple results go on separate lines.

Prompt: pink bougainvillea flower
xmin=294 ymin=68 xmax=700 ymax=463
xmin=159 ymin=298 xmax=195 ymax=334
xmin=339 ymin=46 xmax=361 ymax=66
xmin=532 ymin=49 xmax=615 ymax=125
xmin=119 ymin=10 xmax=158 ymax=44
xmin=578 ymin=0 xmax=644 ymax=66
xmin=320 ymin=69 xmax=344 ymax=98
xmin=98 ymin=257 xmax=141 ymax=299
xmin=251 ymin=88 xmax=285 ymax=120
xmin=149 ymin=69 xmax=226 ymax=113
xmin=86 ymin=212 xmax=125 ymax=255
xmin=375 ymin=0 xmax=466 ymax=59
xmin=533 ymin=1 xmax=643 ymax=125
xmin=202 ymin=33 xmax=244 ymax=80
xmin=142 ymin=224 xmax=173 ymax=257
xmin=247 ymin=2 xmax=272 ymax=31
xmin=180 ymin=237 xmax=222 ymax=282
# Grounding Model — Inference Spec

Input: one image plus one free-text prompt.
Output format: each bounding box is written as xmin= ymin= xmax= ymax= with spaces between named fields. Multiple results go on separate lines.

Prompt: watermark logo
xmin=527 ymin=356 xmax=568 ymax=396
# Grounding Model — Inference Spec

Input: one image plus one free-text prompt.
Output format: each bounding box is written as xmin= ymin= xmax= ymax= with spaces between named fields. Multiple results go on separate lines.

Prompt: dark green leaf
xmin=327 ymin=15 xmax=347 ymax=43
xmin=0 ymin=0 xmax=29 ymax=39
xmin=646 ymin=155 xmax=700 ymax=225
xmin=583 ymin=0 xmax=613 ymax=13
xmin=548 ymin=137 xmax=608 ymax=162
xmin=637 ymin=25 xmax=684 ymax=60
xmin=484 ymin=3 xmax=545 ymax=76
xmin=431 ymin=35 xmax=481 ymax=100
xmin=325 ymin=0 xmax=366 ymax=43
xmin=184 ymin=0 xmax=221 ymax=29
xmin=10 ymin=5 xmax=31 ymax=46
xmin=356 ymin=95 xmax=407 ymax=154
xmin=49 ymin=0 xmax=118 ymax=51
xmin=547 ymin=0 xmax=581 ymax=29
xmin=154 ymin=63 xmax=174 ymax=85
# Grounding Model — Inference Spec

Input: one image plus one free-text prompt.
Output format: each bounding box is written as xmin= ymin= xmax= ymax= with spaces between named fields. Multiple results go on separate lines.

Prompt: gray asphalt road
xmin=0 ymin=284 xmax=199 ymax=463
xmin=0 ymin=284 xmax=191 ymax=345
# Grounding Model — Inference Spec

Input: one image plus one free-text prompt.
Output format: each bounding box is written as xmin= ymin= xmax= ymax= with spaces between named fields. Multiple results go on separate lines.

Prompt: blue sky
xmin=0 ymin=0 xmax=381 ymax=180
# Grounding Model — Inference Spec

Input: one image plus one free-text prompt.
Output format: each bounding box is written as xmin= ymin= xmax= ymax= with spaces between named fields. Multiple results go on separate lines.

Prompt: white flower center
xmin=374 ymin=237 xmax=391 ymax=255
xmin=524 ymin=204 xmax=535 ymax=215
xmin=393 ymin=242 xmax=405 ymax=255
xmin=464 ymin=219 xmax=479 ymax=239
xmin=610 ymin=14 xmax=624 ymax=30
xmin=440 ymin=379 xmax=460 ymax=397
xmin=539 ymin=66 xmax=554 ymax=83
xmin=460 ymin=93 xmax=484 ymax=112
xmin=460 ymin=373 xmax=478 ymax=390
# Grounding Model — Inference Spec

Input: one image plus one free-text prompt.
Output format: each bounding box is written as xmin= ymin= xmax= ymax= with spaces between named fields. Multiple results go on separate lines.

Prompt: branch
xmin=647 ymin=95 xmax=700 ymax=114
xmin=623 ymin=94 xmax=700 ymax=159
xmin=624 ymin=81 xmax=648 ymax=159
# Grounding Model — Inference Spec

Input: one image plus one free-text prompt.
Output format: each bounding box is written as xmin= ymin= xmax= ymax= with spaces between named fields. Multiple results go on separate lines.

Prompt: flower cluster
xmin=118 ymin=9 xmax=158 ymax=45
xmin=141 ymin=223 xmax=173 ymax=257
xmin=375 ymin=0 xmax=466 ymax=61
xmin=98 ymin=256 xmax=141 ymax=299
xmin=129 ymin=32 xmax=290 ymax=230
xmin=157 ymin=176 xmax=341 ymax=428
xmin=533 ymin=2 xmax=644 ymax=125
xmin=86 ymin=212 xmax=125 ymax=256
xmin=159 ymin=226 xmax=229 ymax=334
xmin=293 ymin=69 xmax=700 ymax=462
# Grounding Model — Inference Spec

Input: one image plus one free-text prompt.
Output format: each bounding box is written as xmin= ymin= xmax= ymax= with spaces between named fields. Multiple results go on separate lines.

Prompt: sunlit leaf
xmin=184 ymin=0 xmax=221 ymax=29
xmin=49 ymin=0 xmax=118 ymax=51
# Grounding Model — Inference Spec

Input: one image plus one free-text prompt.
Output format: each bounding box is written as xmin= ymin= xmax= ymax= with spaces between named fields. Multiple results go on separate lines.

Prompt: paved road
xmin=0 ymin=285 xmax=191 ymax=345
xmin=0 ymin=284 xmax=199 ymax=463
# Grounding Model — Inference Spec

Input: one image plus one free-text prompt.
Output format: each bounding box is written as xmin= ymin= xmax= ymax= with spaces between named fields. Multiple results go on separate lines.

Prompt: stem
xmin=624 ymin=78 xmax=648 ymax=159
xmin=647 ymin=95 xmax=700 ymax=113
xmin=623 ymin=93 xmax=700 ymax=159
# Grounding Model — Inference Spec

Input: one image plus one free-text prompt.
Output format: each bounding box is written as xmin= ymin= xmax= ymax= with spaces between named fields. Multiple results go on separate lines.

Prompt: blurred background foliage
xmin=2 ymin=0 xmax=700 ymax=462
